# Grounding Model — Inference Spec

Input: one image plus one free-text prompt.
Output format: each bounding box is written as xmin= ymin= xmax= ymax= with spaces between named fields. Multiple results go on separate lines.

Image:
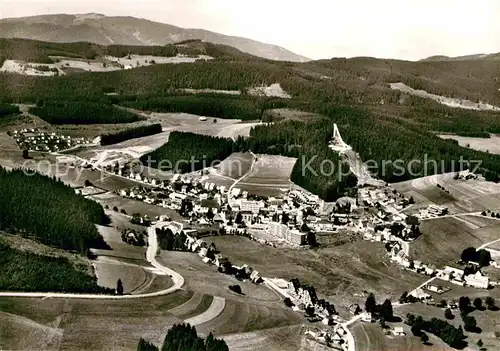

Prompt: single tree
xmin=378 ymin=316 xmax=386 ymax=329
xmin=305 ymin=305 xmax=315 ymax=317
xmin=137 ymin=337 xmax=158 ymax=351
xmin=116 ymin=279 xmax=124 ymax=295
xmin=22 ymin=149 xmax=30 ymax=159
xmin=473 ymin=297 xmax=483 ymax=310
xmin=420 ymin=332 xmax=429 ymax=345
xmin=380 ymin=299 xmax=393 ymax=321
xmin=365 ymin=293 xmax=377 ymax=314
xmin=477 ymin=339 xmax=484 ymax=348
xmin=459 ymin=296 xmax=471 ymax=312
xmin=463 ymin=314 xmax=477 ymax=332
xmin=444 ymin=308 xmax=454 ymax=320
xmin=206 ymin=208 xmax=214 ymax=221
xmin=477 ymin=249 xmax=492 ymax=267
xmin=235 ymin=212 xmax=243 ymax=224
xmin=485 ymin=296 xmax=496 ymax=310
xmin=461 ymin=247 xmax=477 ymax=262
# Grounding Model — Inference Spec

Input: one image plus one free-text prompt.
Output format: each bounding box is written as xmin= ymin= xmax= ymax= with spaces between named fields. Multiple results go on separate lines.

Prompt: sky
xmin=1 ymin=0 xmax=500 ymax=60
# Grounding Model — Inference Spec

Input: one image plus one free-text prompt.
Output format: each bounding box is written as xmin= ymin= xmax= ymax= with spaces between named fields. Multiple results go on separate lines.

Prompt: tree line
xmin=137 ymin=323 xmax=228 ymax=351
xmin=118 ymin=94 xmax=264 ymax=120
xmin=0 ymin=167 xmax=109 ymax=254
xmin=406 ymin=313 xmax=467 ymax=349
xmin=29 ymin=100 xmax=143 ymax=124
xmin=101 ymin=123 xmax=162 ymax=146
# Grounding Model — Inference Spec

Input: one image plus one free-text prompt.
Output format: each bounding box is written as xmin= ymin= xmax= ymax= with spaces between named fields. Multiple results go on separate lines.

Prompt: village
xmin=65 ymin=129 xmax=500 ymax=350
xmin=8 ymin=128 xmax=93 ymax=153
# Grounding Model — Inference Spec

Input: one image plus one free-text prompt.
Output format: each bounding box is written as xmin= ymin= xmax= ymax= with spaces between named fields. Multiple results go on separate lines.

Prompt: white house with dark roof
xmin=465 ymin=271 xmax=489 ymax=289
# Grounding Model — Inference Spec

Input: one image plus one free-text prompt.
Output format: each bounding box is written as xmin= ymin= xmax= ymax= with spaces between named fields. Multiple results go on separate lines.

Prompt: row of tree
xmin=156 ymin=228 xmax=187 ymax=251
xmin=137 ymin=323 xmax=228 ymax=351
xmin=406 ymin=313 xmax=467 ymax=349
xmin=0 ymin=167 xmax=108 ymax=254
xmin=101 ymin=123 xmax=163 ymax=146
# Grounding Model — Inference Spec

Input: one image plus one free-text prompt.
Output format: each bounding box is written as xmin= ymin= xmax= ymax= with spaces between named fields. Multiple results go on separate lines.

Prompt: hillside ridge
xmin=0 ymin=13 xmax=310 ymax=62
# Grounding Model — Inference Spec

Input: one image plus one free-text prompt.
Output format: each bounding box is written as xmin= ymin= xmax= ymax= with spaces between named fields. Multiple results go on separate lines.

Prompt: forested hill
xmin=3 ymin=38 xmax=500 ymax=191
xmin=0 ymin=13 xmax=309 ymax=62
xmin=0 ymin=167 xmax=109 ymax=254
xmin=0 ymin=38 xmax=261 ymax=66
xmin=2 ymin=39 xmax=500 ymax=106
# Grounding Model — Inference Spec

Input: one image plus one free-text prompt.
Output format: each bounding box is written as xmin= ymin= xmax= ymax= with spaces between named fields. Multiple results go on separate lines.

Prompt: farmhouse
xmin=393 ymin=326 xmax=406 ymax=336
xmin=465 ymin=271 xmax=489 ymax=289
xmin=438 ymin=266 xmax=464 ymax=283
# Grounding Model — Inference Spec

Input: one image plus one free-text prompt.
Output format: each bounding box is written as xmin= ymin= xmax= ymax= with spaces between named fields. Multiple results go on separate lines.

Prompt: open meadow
xmin=237 ymin=154 xmax=297 ymax=197
xmin=397 ymin=300 xmax=500 ymax=351
xmin=220 ymin=325 xmax=307 ymax=351
xmin=216 ymin=152 xmax=254 ymax=179
xmin=351 ymin=320 xmax=452 ymax=351
xmin=206 ymin=235 xmax=424 ymax=315
xmin=438 ymin=134 xmax=500 ymax=155
xmin=394 ymin=172 xmax=500 ymax=213
xmin=414 ymin=215 xmax=500 ymax=267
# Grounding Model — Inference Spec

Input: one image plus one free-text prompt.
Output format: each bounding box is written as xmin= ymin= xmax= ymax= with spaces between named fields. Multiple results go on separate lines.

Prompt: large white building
xmin=266 ymin=222 xmax=307 ymax=245
xmin=465 ymin=271 xmax=489 ymax=289
xmin=267 ymin=222 xmax=289 ymax=240
xmin=239 ymin=200 xmax=262 ymax=214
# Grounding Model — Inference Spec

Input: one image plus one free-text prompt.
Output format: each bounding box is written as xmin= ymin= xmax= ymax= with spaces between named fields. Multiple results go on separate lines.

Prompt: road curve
xmin=0 ymin=221 xmax=184 ymax=299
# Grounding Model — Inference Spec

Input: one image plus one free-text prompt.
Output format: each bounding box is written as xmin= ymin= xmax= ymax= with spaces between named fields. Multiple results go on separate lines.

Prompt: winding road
xmin=0 ymin=221 xmax=184 ymax=299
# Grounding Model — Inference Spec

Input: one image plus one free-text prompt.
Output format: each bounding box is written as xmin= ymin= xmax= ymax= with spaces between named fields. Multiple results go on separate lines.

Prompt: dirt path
xmin=184 ymin=296 xmax=226 ymax=326
xmin=227 ymin=151 xmax=257 ymax=206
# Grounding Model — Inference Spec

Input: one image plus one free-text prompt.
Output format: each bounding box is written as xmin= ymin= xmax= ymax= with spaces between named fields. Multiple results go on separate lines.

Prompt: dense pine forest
xmin=137 ymin=323 xmax=228 ymax=351
xmin=141 ymin=132 xmax=235 ymax=173
xmin=0 ymin=167 xmax=108 ymax=254
xmin=118 ymin=94 xmax=264 ymax=120
xmin=29 ymin=100 xmax=143 ymax=124
xmin=0 ymin=240 xmax=113 ymax=293
xmin=101 ymin=123 xmax=163 ymax=146
xmin=243 ymin=119 xmax=358 ymax=200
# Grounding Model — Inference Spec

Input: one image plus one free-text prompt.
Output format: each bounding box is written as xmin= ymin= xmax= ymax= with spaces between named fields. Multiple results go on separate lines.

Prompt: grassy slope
xmin=0 ymin=236 xmax=106 ymax=293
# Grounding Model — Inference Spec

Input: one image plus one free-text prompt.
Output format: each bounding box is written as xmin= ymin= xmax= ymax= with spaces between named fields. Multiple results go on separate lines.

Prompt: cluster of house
xmin=285 ymin=277 xmax=355 ymax=351
xmin=304 ymin=325 xmax=351 ymax=350
xmin=8 ymin=128 xmax=90 ymax=152
xmin=114 ymin=168 xmax=322 ymax=246
xmin=388 ymin=242 xmax=436 ymax=275
xmin=437 ymin=266 xmax=490 ymax=289
xmin=163 ymin=221 xmax=263 ymax=283
xmin=287 ymin=278 xmax=337 ymax=322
